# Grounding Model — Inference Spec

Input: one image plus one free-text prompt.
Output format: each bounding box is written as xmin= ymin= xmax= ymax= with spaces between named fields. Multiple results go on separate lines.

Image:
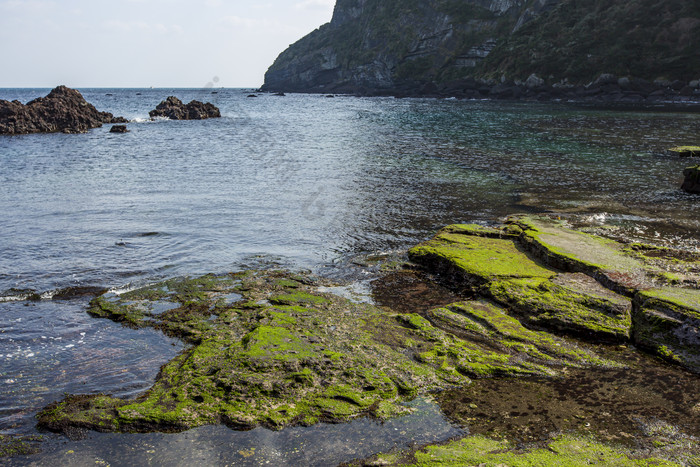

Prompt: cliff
xmin=262 ymin=0 xmax=700 ymax=96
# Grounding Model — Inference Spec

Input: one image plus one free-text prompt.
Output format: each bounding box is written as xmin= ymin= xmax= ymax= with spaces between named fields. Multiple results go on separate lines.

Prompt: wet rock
xmin=410 ymin=216 xmax=700 ymax=370
xmin=109 ymin=125 xmax=128 ymax=133
xmin=0 ymin=85 xmax=126 ymax=135
xmin=633 ymin=288 xmax=700 ymax=369
xmin=148 ymin=96 xmax=221 ymax=120
xmin=670 ymin=146 xmax=700 ymax=157
xmin=37 ymin=269 xmax=613 ymax=435
xmin=409 ymin=223 xmax=632 ymax=341
xmin=372 ymin=434 xmax=687 ymax=466
xmin=682 ymin=165 xmax=700 ymax=193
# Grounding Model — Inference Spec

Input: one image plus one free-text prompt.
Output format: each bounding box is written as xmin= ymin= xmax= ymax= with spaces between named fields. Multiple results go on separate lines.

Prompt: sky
xmin=0 ymin=0 xmax=335 ymax=88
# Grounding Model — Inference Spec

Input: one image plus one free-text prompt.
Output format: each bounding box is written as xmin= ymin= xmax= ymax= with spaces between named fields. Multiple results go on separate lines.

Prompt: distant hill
xmin=262 ymin=0 xmax=700 ymax=97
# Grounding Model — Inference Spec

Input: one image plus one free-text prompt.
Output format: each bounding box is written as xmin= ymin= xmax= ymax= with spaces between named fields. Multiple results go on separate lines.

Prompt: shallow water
xmin=1 ymin=89 xmax=700 ymax=462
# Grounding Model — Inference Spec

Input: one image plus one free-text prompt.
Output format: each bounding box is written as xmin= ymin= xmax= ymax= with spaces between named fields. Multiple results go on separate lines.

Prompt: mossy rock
xmin=510 ymin=215 xmax=653 ymax=294
xmin=401 ymin=434 xmax=681 ymax=466
xmin=633 ymin=287 xmax=700 ymax=371
xmin=411 ymin=216 xmax=700 ymax=370
xmin=487 ymin=276 xmax=631 ymax=342
xmin=409 ymin=221 xmax=632 ymax=341
xmin=408 ymin=228 xmax=554 ymax=290
xmin=0 ymin=435 xmax=42 ymax=458
xmin=669 ymin=146 xmax=700 ymax=157
xmin=38 ymin=269 xmax=616 ymax=435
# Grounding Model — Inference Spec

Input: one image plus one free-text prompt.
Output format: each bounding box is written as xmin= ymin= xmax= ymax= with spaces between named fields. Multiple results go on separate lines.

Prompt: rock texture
xmin=0 ymin=86 xmax=126 ymax=135
xmin=410 ymin=216 xmax=700 ymax=372
xmin=682 ymin=165 xmax=700 ymax=194
xmin=109 ymin=125 xmax=128 ymax=134
xmin=37 ymin=269 xmax=613 ymax=435
xmin=149 ymin=96 xmax=221 ymax=120
xmin=263 ymin=0 xmax=700 ymax=99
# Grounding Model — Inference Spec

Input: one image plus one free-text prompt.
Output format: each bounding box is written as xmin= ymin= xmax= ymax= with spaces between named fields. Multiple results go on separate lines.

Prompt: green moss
xmin=487 ymin=277 xmax=631 ymax=341
xmin=409 ymin=226 xmax=554 ymax=289
xmin=669 ymin=146 xmax=700 ymax=157
xmin=407 ymin=434 xmax=680 ymax=466
xmin=632 ymin=288 xmax=700 ymax=372
xmin=512 ymin=216 xmax=647 ymax=287
xmin=270 ymin=290 xmax=330 ymax=306
xmin=0 ymin=435 xmax=42 ymax=458
xmin=41 ymin=269 xmax=621 ymax=435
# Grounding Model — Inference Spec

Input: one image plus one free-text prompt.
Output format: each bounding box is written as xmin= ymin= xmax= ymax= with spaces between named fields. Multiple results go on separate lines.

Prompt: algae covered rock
xmin=670 ymin=146 xmax=700 ymax=157
xmin=38 ymin=269 xmax=614 ymax=435
xmin=409 ymin=221 xmax=632 ymax=341
xmin=410 ymin=216 xmax=700 ymax=370
xmin=633 ymin=287 xmax=700 ymax=370
xmin=378 ymin=434 xmax=682 ymax=466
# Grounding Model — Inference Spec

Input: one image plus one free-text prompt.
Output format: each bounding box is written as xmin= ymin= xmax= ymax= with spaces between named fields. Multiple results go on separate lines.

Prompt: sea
xmin=1 ymin=88 xmax=699 ymax=465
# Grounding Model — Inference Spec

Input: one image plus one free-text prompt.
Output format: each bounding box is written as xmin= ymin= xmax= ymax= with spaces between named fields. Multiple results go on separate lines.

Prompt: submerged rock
xmin=0 ymin=86 xmax=126 ymax=135
xmin=682 ymin=165 xmax=700 ymax=193
xmin=37 ymin=270 xmax=612 ymax=435
xmin=148 ymin=96 xmax=221 ymax=120
xmin=409 ymin=216 xmax=700 ymax=371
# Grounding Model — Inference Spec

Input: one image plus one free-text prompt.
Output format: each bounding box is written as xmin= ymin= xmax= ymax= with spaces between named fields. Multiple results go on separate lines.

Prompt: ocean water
xmin=1 ymin=88 xmax=700 ymax=463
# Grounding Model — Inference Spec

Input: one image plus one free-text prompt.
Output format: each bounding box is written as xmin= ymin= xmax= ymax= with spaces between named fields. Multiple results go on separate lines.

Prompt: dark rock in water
xmin=247 ymin=94 xmax=258 ymax=98
xmin=109 ymin=125 xmax=128 ymax=133
xmin=274 ymin=92 xmax=286 ymax=96
xmin=148 ymin=96 xmax=221 ymax=120
xmin=682 ymin=165 xmax=700 ymax=193
xmin=326 ymin=94 xmax=335 ymax=98
xmin=0 ymin=85 xmax=126 ymax=135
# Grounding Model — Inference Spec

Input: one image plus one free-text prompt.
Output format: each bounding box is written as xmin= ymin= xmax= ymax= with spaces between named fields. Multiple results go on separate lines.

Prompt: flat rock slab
xmin=410 ymin=217 xmax=700 ymax=371
xmin=410 ymin=224 xmax=632 ymax=341
xmin=408 ymin=224 xmax=554 ymax=288
xmin=512 ymin=216 xmax=653 ymax=293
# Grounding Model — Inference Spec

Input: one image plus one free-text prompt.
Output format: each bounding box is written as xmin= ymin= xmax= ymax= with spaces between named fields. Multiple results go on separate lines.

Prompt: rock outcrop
xmin=37 ymin=269 xmax=613 ymax=434
xmin=263 ymin=0 xmax=700 ymax=99
xmin=0 ymin=86 xmax=126 ymax=135
xmin=148 ymin=96 xmax=221 ymax=120
xmin=109 ymin=125 xmax=128 ymax=134
xmin=682 ymin=165 xmax=700 ymax=194
xmin=410 ymin=216 xmax=700 ymax=372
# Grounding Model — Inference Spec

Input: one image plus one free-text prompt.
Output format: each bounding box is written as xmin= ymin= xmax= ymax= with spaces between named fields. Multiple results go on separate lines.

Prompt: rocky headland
xmin=149 ymin=96 xmax=221 ymax=120
xmin=0 ymin=86 xmax=126 ymax=135
xmin=262 ymin=0 xmax=700 ymax=102
xmin=35 ymin=215 xmax=700 ymax=465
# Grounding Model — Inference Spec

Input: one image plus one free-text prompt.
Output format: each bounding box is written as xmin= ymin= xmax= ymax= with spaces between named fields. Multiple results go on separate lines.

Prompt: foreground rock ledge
xmin=37 ymin=269 xmax=614 ymax=435
xmin=0 ymin=86 xmax=126 ymax=135
xmin=409 ymin=216 xmax=700 ymax=372
xmin=149 ymin=96 xmax=221 ymax=120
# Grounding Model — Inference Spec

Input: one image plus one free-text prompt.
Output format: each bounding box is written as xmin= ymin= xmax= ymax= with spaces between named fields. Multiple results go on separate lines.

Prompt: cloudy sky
xmin=0 ymin=0 xmax=335 ymax=88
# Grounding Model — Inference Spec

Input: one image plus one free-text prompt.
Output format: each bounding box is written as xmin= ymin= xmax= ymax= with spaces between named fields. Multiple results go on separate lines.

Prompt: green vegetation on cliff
xmin=263 ymin=0 xmax=700 ymax=92
xmin=483 ymin=0 xmax=700 ymax=83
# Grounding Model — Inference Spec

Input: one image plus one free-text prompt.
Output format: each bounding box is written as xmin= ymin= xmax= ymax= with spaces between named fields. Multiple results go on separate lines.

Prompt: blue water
xmin=1 ymin=88 xmax=700 ymax=462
